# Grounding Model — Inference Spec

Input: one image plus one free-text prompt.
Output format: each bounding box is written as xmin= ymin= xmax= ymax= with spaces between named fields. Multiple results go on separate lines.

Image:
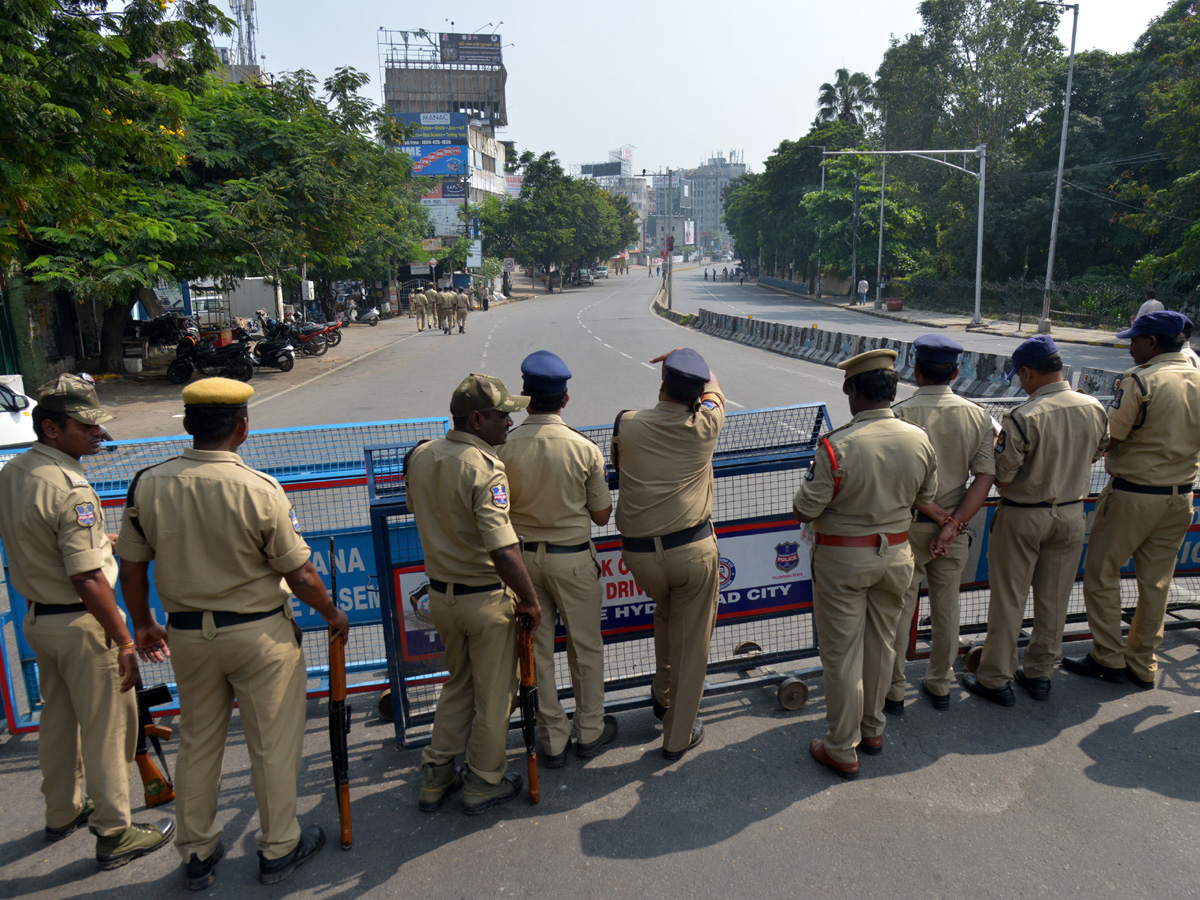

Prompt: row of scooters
xmin=165 ymin=305 xmax=378 ymax=384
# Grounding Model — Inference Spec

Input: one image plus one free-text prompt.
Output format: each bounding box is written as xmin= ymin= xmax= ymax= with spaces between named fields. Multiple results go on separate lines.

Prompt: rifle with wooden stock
xmin=517 ymin=613 xmax=539 ymax=804
xmin=328 ymin=537 xmax=352 ymax=848
xmin=134 ymin=680 xmax=175 ymax=808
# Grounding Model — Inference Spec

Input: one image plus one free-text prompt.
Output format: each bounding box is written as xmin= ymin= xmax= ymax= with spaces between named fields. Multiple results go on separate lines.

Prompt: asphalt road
xmin=5 ymin=269 xmax=1199 ymax=899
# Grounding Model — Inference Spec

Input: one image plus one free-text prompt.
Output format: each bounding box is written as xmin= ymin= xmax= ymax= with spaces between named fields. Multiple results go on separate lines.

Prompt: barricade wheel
xmin=377 ymin=689 xmax=393 ymax=723
xmin=778 ymin=677 xmax=809 ymax=710
xmin=966 ymin=645 xmax=983 ymax=673
xmin=733 ymin=641 xmax=762 ymax=655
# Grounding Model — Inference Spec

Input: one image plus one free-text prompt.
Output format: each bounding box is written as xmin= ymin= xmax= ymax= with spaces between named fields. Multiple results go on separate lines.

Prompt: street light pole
xmin=667 ymin=167 xmax=674 ymax=310
xmin=875 ymin=111 xmax=887 ymax=309
xmin=1038 ymin=2 xmax=1079 ymax=334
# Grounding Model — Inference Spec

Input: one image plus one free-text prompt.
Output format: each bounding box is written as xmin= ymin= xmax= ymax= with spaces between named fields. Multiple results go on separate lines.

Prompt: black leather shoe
xmin=1125 ymin=666 xmax=1155 ymax=690
xmin=259 ymin=826 xmax=325 ymax=885
xmin=576 ymin=715 xmax=618 ymax=758
xmin=662 ymin=720 xmax=704 ymax=761
xmin=1015 ymin=668 xmax=1051 ymax=701
xmin=961 ymin=674 xmax=1016 ymax=707
xmin=542 ymin=740 xmax=571 ymax=769
xmin=45 ymin=798 xmax=93 ymax=842
xmin=651 ymin=689 xmax=668 ymax=721
xmin=185 ymin=842 xmax=223 ymax=891
xmin=921 ymin=680 xmax=950 ymax=710
xmin=1062 ymin=654 xmax=1126 ymax=683
xmin=882 ymin=697 xmax=905 ymax=716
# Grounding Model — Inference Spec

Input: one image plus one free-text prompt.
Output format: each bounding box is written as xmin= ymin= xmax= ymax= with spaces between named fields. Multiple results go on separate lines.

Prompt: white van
xmin=0 ymin=376 xmax=37 ymax=452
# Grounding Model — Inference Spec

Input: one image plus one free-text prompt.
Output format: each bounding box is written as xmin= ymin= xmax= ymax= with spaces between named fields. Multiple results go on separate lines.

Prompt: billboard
xmin=402 ymin=143 xmax=467 ymax=176
xmin=505 ymin=174 xmax=524 ymax=196
xmin=393 ymin=112 xmax=468 ymax=145
xmin=684 ymin=220 xmax=695 ymax=245
xmin=583 ymin=161 xmax=622 ymax=177
xmin=439 ymin=33 xmax=503 ymax=66
xmin=421 ymin=200 xmax=463 ymax=237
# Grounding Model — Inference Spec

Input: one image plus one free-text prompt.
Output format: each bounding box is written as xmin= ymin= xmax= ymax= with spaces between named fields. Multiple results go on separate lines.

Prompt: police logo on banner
xmin=718 ymin=557 xmax=736 ymax=589
xmin=491 ymin=485 xmax=508 ymax=508
xmin=774 ymin=541 xmax=800 ymax=573
xmin=74 ymin=503 xmax=96 ymax=527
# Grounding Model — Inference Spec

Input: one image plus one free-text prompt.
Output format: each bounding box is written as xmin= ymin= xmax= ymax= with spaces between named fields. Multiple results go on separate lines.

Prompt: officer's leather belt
xmin=816 ymin=532 xmax=908 ymax=548
xmin=914 ymin=513 xmax=940 ymax=525
xmin=428 ymin=579 xmax=503 ymax=596
xmin=621 ymin=521 xmax=714 ymax=553
xmin=168 ymin=607 xmax=283 ymax=630
xmin=32 ymin=602 xmax=87 ymax=615
xmin=524 ymin=541 xmax=591 ymax=554
xmin=1000 ymin=498 xmax=1083 ymax=508
xmin=1113 ymin=477 xmax=1195 ymax=496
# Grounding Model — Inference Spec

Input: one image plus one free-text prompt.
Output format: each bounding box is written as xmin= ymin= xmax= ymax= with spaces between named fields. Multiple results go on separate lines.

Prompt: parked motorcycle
xmin=255 ymin=310 xmax=328 ymax=356
xmin=232 ymin=327 xmax=295 ymax=372
xmin=167 ymin=338 xmax=254 ymax=384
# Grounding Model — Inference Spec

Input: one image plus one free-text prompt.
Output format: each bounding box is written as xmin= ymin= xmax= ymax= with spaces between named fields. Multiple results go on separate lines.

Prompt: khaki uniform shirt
xmin=439 ymin=291 xmax=455 ymax=311
xmin=412 ymin=292 xmax=427 ymax=311
xmin=0 ymin=443 xmax=118 ymax=604
xmin=893 ymin=385 xmax=995 ymax=508
xmin=406 ymin=431 xmax=518 ymax=584
xmin=1105 ymin=351 xmax=1200 ymax=486
xmin=498 ymin=414 xmax=611 ymax=545
xmin=115 ymin=449 xmax=311 ymax=614
xmin=454 ymin=293 xmax=472 ymax=312
xmin=995 ymin=381 xmax=1108 ymax=504
xmin=613 ymin=388 xmax=725 ymax=538
xmin=793 ymin=409 xmax=938 ymax=535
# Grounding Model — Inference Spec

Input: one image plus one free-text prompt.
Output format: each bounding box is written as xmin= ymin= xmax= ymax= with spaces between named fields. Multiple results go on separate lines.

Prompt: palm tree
xmin=817 ymin=68 xmax=875 ymax=124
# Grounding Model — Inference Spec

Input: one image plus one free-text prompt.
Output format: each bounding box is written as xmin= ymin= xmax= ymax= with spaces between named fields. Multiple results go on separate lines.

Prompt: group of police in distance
xmin=407 ymin=281 xmax=486 ymax=335
xmin=2 ymin=307 xmax=1196 ymax=887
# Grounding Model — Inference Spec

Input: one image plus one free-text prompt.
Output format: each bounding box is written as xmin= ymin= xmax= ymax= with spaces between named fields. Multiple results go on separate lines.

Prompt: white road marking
xmin=619 ymin=352 xmax=632 ymax=359
xmin=641 ymin=362 xmax=655 ymax=369
xmin=726 ymin=399 xmax=745 ymax=408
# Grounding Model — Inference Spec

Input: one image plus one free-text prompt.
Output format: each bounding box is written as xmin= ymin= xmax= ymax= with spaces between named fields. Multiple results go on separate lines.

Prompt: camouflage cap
xmin=450 ymin=373 xmax=529 ymax=417
xmin=36 ymin=373 xmax=114 ymax=425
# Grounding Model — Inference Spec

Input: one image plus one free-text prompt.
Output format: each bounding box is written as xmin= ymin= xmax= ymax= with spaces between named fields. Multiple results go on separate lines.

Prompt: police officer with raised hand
xmin=406 ymin=374 xmax=542 ymax=815
xmin=614 ymin=348 xmax=724 ymax=760
xmin=886 ymin=336 xmax=996 ymax=713
xmin=0 ymin=374 xmax=175 ymax=870
xmin=963 ymin=335 xmax=1107 ymax=707
xmin=794 ymin=350 xmax=938 ymax=780
xmin=117 ymin=377 xmax=350 ymax=890
xmin=498 ymin=352 xmax=616 ymax=766
xmin=1065 ymin=311 xmax=1200 ymax=690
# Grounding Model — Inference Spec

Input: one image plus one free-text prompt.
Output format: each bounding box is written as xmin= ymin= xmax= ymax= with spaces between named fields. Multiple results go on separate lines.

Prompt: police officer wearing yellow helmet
xmin=117 ymin=377 xmax=350 ymax=889
xmin=0 ymin=374 xmax=175 ymax=869
xmin=406 ymin=374 xmax=543 ymax=815
xmin=963 ymin=335 xmax=1107 ymax=706
xmin=793 ymin=350 xmax=938 ymax=780
xmin=1066 ymin=311 xmax=1200 ymax=689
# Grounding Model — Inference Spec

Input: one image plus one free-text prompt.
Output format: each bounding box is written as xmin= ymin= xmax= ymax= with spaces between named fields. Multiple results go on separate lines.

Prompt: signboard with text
xmin=401 ymin=144 xmax=467 ymax=176
xmin=394 ymin=112 xmax=469 ymax=145
xmin=439 ymin=32 xmax=503 ymax=66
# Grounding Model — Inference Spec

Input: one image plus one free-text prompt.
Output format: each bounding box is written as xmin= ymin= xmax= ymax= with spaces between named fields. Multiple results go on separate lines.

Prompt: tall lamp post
xmin=1037 ymin=2 xmax=1079 ymax=334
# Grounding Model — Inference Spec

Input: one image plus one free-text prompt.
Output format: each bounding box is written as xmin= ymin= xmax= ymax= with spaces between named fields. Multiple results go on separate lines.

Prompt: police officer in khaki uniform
xmin=794 ymin=350 xmax=938 ymax=779
xmin=498 ymin=352 xmax=616 ymax=766
xmin=614 ymin=348 xmax=723 ymax=760
xmin=0 ymin=375 xmax=175 ymax=869
xmin=454 ymin=288 xmax=471 ymax=334
xmin=886 ymin=336 xmax=996 ymax=712
xmin=407 ymin=374 xmax=542 ymax=814
xmin=963 ymin=336 xmax=1108 ymax=706
xmin=117 ymin=378 xmax=350 ymax=890
xmin=1066 ymin=311 xmax=1200 ymax=689
xmin=439 ymin=289 xmax=455 ymax=334
xmin=412 ymin=288 xmax=428 ymax=332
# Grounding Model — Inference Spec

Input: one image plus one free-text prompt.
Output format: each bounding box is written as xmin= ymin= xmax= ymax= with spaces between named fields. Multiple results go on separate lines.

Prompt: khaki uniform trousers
xmin=169 ymin=612 xmax=306 ymax=862
xmin=888 ymin=522 xmax=970 ymax=700
xmin=1083 ymin=485 xmax=1194 ymax=681
xmin=456 ymin=309 xmax=468 ymax=332
xmin=24 ymin=607 xmax=136 ymax=837
xmin=811 ymin=542 xmax=912 ymax=765
xmin=440 ymin=306 xmax=453 ymax=332
xmin=525 ymin=545 xmax=605 ymax=754
xmin=415 ymin=306 xmax=427 ymax=331
xmin=622 ymin=533 xmax=720 ymax=753
xmin=421 ymin=585 xmax=518 ymax=785
xmin=978 ymin=504 xmax=1085 ymax=687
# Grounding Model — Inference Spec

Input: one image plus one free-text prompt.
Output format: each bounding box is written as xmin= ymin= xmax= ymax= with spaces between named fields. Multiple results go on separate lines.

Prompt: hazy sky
xmin=247 ymin=0 xmax=1167 ymax=174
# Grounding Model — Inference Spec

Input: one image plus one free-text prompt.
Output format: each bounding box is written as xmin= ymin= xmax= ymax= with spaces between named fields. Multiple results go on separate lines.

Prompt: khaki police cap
xmin=181 ymin=377 xmax=254 ymax=408
xmin=450 ymin=373 xmax=529 ymax=417
xmin=837 ymin=348 xmax=898 ymax=379
xmin=37 ymin=373 xmax=114 ymax=425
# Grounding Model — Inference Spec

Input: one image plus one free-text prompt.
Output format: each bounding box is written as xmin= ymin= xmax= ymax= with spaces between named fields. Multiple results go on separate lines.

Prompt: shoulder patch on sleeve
xmin=491 ymin=484 xmax=509 ymax=508
xmin=74 ymin=503 xmax=96 ymax=527
xmin=289 ymin=508 xmax=301 ymax=532
xmin=995 ymin=430 xmax=1007 ymax=454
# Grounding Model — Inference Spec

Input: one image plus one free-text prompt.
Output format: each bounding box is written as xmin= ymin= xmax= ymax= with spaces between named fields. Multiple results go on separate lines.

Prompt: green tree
xmin=816 ymin=68 xmax=875 ymax=125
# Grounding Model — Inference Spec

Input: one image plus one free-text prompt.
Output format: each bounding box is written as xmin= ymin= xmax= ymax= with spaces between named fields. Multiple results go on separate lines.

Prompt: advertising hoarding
xmin=505 ymin=175 xmax=524 ymax=196
xmin=393 ymin=112 xmax=469 ymax=145
xmin=439 ymin=32 xmax=504 ymax=66
xmin=402 ymin=144 xmax=467 ymax=176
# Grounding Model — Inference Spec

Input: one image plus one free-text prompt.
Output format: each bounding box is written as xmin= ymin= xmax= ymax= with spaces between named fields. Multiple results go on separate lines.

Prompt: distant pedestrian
xmin=857 ymin=279 xmax=869 ymax=306
xmin=704 ymin=269 xmax=708 ymax=280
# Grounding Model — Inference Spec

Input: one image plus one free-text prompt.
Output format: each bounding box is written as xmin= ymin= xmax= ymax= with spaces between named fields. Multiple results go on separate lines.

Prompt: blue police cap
xmin=663 ymin=348 xmax=711 ymax=388
xmin=1116 ymin=310 xmax=1191 ymax=340
xmin=913 ymin=334 xmax=964 ymax=364
xmin=1005 ymin=334 xmax=1059 ymax=381
xmin=520 ymin=350 xmax=572 ymax=393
